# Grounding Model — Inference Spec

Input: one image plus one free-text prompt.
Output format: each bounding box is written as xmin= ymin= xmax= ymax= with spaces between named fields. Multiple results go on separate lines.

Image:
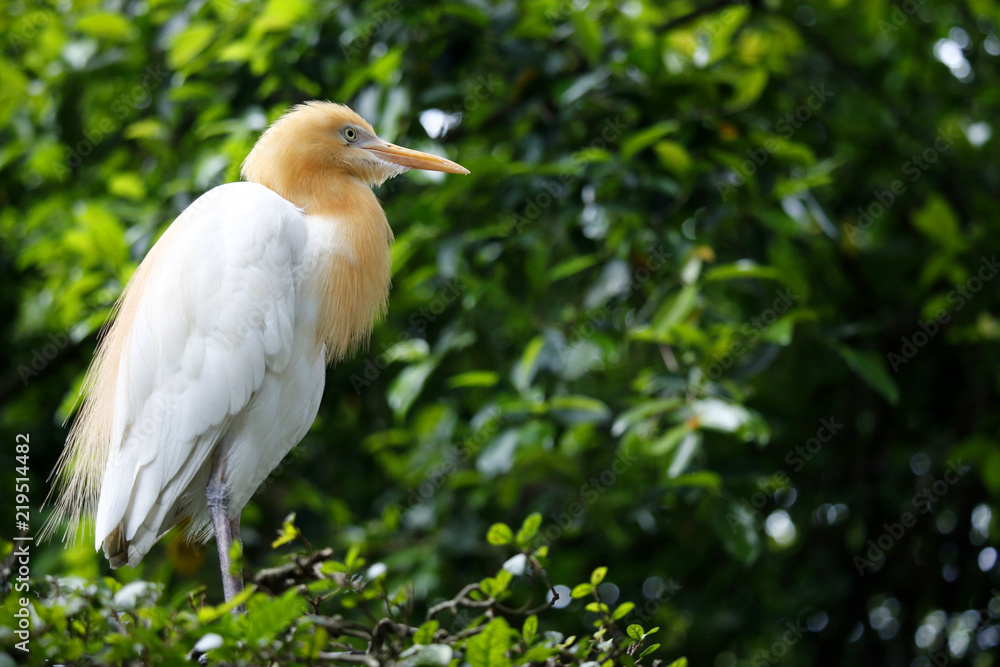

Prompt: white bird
xmin=45 ymin=101 xmax=469 ymax=609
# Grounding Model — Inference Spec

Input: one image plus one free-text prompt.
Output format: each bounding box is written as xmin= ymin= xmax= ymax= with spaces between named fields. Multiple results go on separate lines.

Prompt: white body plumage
xmin=95 ymin=182 xmax=336 ymax=566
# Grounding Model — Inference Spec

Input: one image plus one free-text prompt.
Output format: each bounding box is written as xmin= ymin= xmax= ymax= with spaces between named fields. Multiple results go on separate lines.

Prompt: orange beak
xmin=361 ymin=139 xmax=470 ymax=175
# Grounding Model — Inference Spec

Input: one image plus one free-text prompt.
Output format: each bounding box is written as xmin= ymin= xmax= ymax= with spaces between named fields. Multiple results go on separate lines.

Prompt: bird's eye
xmin=342 ymin=126 xmax=358 ymax=142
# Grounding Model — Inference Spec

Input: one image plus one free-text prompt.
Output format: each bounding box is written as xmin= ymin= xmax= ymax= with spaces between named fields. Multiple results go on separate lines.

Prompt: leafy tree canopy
xmin=1 ymin=0 xmax=998 ymax=665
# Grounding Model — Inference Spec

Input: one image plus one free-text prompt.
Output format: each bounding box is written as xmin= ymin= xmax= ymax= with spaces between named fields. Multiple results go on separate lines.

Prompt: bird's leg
xmin=206 ymin=455 xmax=245 ymax=614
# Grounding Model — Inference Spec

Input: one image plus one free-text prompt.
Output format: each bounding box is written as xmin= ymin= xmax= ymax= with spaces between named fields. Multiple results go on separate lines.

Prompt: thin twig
xmin=317 ymin=651 xmax=380 ymax=667
xmin=253 ymin=547 xmax=335 ymax=593
xmin=427 ymin=584 xmax=495 ymax=618
xmin=310 ymin=614 xmax=377 ymax=642
xmin=369 ymin=617 xmax=418 ymax=655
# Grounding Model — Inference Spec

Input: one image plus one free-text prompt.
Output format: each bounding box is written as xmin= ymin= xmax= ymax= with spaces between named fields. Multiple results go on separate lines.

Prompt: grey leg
xmin=206 ymin=456 xmax=246 ymax=614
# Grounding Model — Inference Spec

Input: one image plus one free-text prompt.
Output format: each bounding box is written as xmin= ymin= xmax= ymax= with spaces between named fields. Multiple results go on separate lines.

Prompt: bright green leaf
xmin=639 ymin=643 xmax=662 ymax=658
xmin=523 ymin=615 xmax=538 ymax=644
xmin=550 ymin=254 xmax=600 ymax=282
xmin=270 ymin=513 xmax=300 ymax=548
xmin=612 ymin=602 xmax=635 ymax=620
xmin=516 ymin=513 xmax=542 ymax=546
xmin=168 ymin=23 xmax=216 ymax=69
xmin=414 ymin=620 xmax=440 ymax=645
xmin=465 ymin=617 xmax=512 ymax=667
xmin=76 ymin=13 xmax=134 ymax=40
xmin=487 ymin=523 xmax=513 ymax=545
xmin=388 ymin=359 xmax=439 ymax=418
xmin=448 ymin=371 xmax=499 ymax=388
xmin=655 ymin=140 xmax=692 ymax=176
xmin=622 ymin=121 xmax=681 ymax=160
xmin=912 ymin=194 xmax=964 ymax=253
xmin=512 ymin=336 xmax=545 ymax=393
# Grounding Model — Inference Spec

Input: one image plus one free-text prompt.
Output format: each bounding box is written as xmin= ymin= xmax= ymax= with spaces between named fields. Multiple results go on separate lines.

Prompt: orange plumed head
xmin=242 ymin=101 xmax=468 ymax=212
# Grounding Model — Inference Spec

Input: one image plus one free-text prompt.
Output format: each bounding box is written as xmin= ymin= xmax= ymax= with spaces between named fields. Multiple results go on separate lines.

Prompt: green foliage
xmin=487 ymin=522 xmax=514 ymax=546
xmin=0 ymin=523 xmax=678 ymax=666
xmin=1 ymin=0 xmax=999 ymax=664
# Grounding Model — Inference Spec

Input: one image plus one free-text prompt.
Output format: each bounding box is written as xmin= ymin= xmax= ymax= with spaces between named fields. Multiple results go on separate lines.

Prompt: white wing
xmin=92 ymin=182 xmax=309 ymax=561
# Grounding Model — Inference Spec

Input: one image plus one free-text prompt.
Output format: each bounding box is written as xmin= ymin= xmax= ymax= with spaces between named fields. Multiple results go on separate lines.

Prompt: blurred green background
xmin=1 ymin=0 xmax=999 ymax=664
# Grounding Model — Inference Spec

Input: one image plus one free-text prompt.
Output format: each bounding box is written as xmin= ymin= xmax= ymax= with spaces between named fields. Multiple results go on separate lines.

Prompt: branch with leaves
xmin=3 ymin=515 xmax=686 ymax=666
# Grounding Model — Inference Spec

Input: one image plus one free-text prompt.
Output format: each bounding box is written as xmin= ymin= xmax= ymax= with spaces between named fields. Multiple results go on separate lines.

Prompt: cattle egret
xmin=45 ymin=101 xmax=469 ymax=609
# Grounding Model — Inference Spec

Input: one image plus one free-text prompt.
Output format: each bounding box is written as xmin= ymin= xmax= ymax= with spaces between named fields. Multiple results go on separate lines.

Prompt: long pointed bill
xmin=362 ymin=140 xmax=470 ymax=175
